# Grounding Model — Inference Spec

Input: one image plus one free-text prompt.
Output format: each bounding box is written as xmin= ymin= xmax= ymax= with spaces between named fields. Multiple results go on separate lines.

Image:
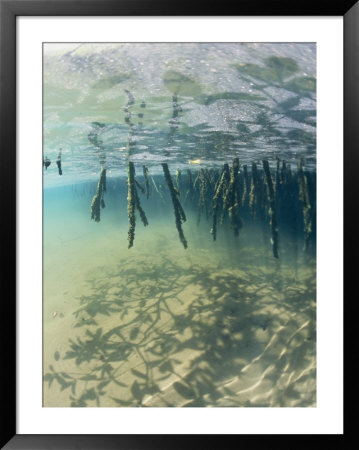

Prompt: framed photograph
xmin=1 ymin=1 xmax=354 ymax=448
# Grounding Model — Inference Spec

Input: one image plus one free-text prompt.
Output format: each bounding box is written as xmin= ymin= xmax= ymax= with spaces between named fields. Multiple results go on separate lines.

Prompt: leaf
xmin=60 ymin=372 xmax=72 ymax=379
xmin=286 ymin=129 xmax=316 ymax=145
xmin=159 ymin=360 xmax=173 ymax=373
xmin=54 ymin=351 xmax=60 ymax=361
xmin=131 ymin=368 xmax=147 ymax=380
xmin=82 ymin=388 xmax=97 ymax=401
xmin=80 ymin=374 xmax=98 ymax=381
xmin=64 ymin=351 xmax=77 ymax=360
xmin=284 ymin=109 xmax=316 ymax=125
xmin=163 ymin=70 xmax=202 ymax=97
xmin=131 ymin=380 xmax=143 ymax=401
xmin=112 ymin=379 xmax=128 ymax=387
xmin=202 ymin=92 xmax=266 ymax=105
xmin=234 ymin=56 xmax=300 ymax=84
xmin=92 ymin=74 xmax=131 ymax=90
xmin=130 ymin=327 xmax=140 ymax=340
xmin=234 ymin=63 xmax=281 ymax=84
xmin=110 ymin=397 xmax=133 ymax=406
xmin=173 ymin=382 xmax=196 ymax=399
xmin=265 ymin=56 xmax=299 ymax=80
xmin=55 ymin=375 xmax=71 ymax=391
xmin=97 ymin=380 xmax=111 ymax=390
xmin=284 ymin=76 xmax=316 ymax=95
xmin=277 ymin=96 xmax=301 ymax=111
xmin=43 ymin=373 xmax=54 ymax=382
xmin=146 ymin=384 xmax=160 ymax=395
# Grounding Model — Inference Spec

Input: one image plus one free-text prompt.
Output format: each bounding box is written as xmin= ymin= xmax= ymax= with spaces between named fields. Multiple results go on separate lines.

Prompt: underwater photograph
xmin=43 ymin=42 xmax=316 ymax=407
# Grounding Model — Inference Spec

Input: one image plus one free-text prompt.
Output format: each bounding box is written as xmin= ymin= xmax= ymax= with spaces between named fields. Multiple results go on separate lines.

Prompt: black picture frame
xmin=1 ymin=1 xmax=356 ymax=448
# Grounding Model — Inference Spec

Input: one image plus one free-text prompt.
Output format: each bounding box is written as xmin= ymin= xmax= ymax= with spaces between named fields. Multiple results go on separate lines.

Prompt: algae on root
xmin=262 ymin=159 xmax=279 ymax=258
xmin=241 ymin=164 xmax=249 ymax=206
xmin=210 ymin=163 xmax=230 ymax=240
xmin=90 ymin=167 xmax=107 ymax=222
xmin=223 ymin=158 xmax=243 ymax=237
xmin=127 ymin=161 xmax=148 ymax=249
xmin=297 ymin=159 xmax=312 ymax=251
xmin=162 ymin=163 xmax=188 ymax=249
xmin=249 ymin=161 xmax=260 ymax=218
xmin=197 ymin=169 xmax=209 ymax=225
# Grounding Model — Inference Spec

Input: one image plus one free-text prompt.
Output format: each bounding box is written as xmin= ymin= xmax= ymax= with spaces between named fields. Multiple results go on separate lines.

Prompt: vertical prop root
xmin=224 ymin=158 xmax=242 ymax=237
xmin=162 ymin=163 xmax=188 ymax=249
xmin=262 ymin=160 xmax=279 ymax=258
xmin=249 ymin=162 xmax=259 ymax=218
xmin=241 ymin=164 xmax=249 ymax=206
xmin=197 ymin=169 xmax=208 ymax=225
xmin=297 ymin=159 xmax=312 ymax=251
xmin=90 ymin=167 xmax=107 ymax=222
xmin=211 ymin=163 xmax=230 ymax=240
xmin=219 ymin=164 xmax=231 ymax=225
xmin=127 ymin=161 xmax=136 ymax=248
xmin=127 ymin=161 xmax=148 ymax=249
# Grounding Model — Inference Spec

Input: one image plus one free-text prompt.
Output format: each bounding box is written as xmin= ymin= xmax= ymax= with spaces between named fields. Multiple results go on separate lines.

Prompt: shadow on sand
xmin=44 ymin=249 xmax=316 ymax=407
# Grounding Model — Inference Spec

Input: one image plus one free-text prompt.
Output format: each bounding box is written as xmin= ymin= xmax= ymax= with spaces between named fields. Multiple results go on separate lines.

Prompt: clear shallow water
xmin=43 ymin=43 xmax=316 ymax=407
xmin=43 ymin=43 xmax=316 ymax=186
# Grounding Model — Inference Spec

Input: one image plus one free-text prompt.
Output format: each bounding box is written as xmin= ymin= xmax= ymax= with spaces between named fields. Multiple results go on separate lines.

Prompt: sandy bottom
xmin=43 ymin=219 xmax=316 ymax=407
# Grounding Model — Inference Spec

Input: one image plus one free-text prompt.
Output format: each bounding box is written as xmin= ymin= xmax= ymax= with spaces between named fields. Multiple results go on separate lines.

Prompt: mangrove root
xmin=90 ymin=167 xmax=107 ymax=222
xmin=162 ymin=163 xmax=188 ymax=249
xmin=211 ymin=163 xmax=230 ymax=240
xmin=127 ymin=161 xmax=148 ymax=249
xmin=219 ymin=164 xmax=231 ymax=225
xmin=197 ymin=169 xmax=209 ymax=225
xmin=135 ymin=179 xmax=145 ymax=194
xmin=297 ymin=159 xmax=312 ymax=251
xmin=249 ymin=161 xmax=259 ymax=218
xmin=241 ymin=164 xmax=249 ymax=206
xmin=43 ymin=156 xmax=51 ymax=170
xmin=56 ymin=148 xmax=62 ymax=175
xmin=224 ymin=158 xmax=243 ymax=237
xmin=262 ymin=160 xmax=279 ymax=258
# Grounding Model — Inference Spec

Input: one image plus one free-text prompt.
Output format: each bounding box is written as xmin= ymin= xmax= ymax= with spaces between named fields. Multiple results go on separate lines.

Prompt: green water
xmin=43 ymin=178 xmax=316 ymax=407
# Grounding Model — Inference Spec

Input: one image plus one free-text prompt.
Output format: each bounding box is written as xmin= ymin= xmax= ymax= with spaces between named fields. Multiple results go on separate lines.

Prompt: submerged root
xmin=90 ymin=167 xmax=107 ymax=222
xmin=197 ymin=169 xmax=208 ymax=225
xmin=127 ymin=161 xmax=148 ymax=249
xmin=262 ymin=160 xmax=279 ymax=258
xmin=241 ymin=164 xmax=249 ymax=206
xmin=127 ymin=162 xmax=136 ymax=248
xmin=211 ymin=163 xmax=230 ymax=240
xmin=249 ymin=162 xmax=259 ymax=218
xmin=162 ymin=163 xmax=188 ymax=249
xmin=225 ymin=158 xmax=242 ymax=237
xmin=219 ymin=164 xmax=231 ymax=225
xmin=297 ymin=159 xmax=312 ymax=251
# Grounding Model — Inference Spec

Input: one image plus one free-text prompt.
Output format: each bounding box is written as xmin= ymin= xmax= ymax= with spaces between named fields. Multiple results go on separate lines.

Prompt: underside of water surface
xmin=43 ymin=43 xmax=316 ymax=407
